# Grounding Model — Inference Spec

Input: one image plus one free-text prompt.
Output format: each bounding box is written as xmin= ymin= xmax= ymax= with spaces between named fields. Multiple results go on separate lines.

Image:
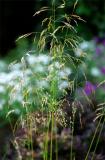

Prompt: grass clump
xmin=8 ymin=1 xmax=83 ymax=159
xmin=1 ymin=1 xmax=105 ymax=160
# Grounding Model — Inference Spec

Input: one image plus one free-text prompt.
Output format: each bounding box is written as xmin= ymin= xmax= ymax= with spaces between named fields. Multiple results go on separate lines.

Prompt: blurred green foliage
xmin=76 ymin=0 xmax=105 ymax=39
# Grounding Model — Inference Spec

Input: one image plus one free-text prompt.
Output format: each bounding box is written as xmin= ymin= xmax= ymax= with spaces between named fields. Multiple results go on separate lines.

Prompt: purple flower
xmin=94 ymin=37 xmax=105 ymax=45
xmin=94 ymin=37 xmax=100 ymax=43
xmin=100 ymin=67 xmax=105 ymax=75
xmin=84 ymin=81 xmax=96 ymax=95
xmin=102 ymin=39 xmax=105 ymax=46
xmin=95 ymin=47 xmax=102 ymax=55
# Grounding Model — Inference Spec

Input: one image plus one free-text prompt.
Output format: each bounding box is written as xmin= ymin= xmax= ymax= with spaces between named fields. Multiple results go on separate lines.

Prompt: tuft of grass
xmin=3 ymin=1 xmax=105 ymax=160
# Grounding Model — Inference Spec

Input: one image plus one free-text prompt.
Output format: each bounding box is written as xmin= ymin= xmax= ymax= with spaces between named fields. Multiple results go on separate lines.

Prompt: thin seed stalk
xmin=44 ymin=113 xmax=50 ymax=160
xmin=85 ymin=116 xmax=102 ymax=160
xmin=70 ymin=111 xmax=75 ymax=160
xmin=55 ymin=120 xmax=58 ymax=160
xmin=50 ymin=112 xmax=54 ymax=160
xmin=91 ymin=115 xmax=105 ymax=160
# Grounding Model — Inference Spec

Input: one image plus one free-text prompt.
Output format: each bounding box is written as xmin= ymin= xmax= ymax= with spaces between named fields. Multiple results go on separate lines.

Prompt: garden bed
xmin=4 ymin=99 xmax=105 ymax=160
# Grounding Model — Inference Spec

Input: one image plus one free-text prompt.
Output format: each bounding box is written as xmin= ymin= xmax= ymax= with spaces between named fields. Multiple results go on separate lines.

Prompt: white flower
xmin=48 ymin=64 xmax=55 ymax=72
xmin=79 ymin=41 xmax=89 ymax=50
xmin=75 ymin=48 xmax=86 ymax=57
xmin=26 ymin=54 xmax=50 ymax=66
xmin=64 ymin=68 xmax=72 ymax=75
xmin=58 ymin=71 xmax=67 ymax=77
xmin=27 ymin=55 xmax=37 ymax=65
xmin=58 ymin=68 xmax=71 ymax=78
xmin=7 ymin=70 xmax=23 ymax=81
xmin=90 ymin=67 xmax=100 ymax=77
xmin=59 ymin=81 xmax=69 ymax=90
xmin=9 ymin=63 xmax=22 ymax=71
xmin=0 ymin=85 xmax=5 ymax=93
xmin=35 ymin=64 xmax=45 ymax=72
xmin=25 ymin=69 xmax=32 ymax=76
xmin=37 ymin=54 xmax=50 ymax=65
xmin=75 ymin=48 xmax=82 ymax=57
xmin=54 ymin=62 xmax=61 ymax=69
xmin=0 ymin=72 xmax=8 ymax=84
xmin=36 ymin=80 xmax=49 ymax=88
